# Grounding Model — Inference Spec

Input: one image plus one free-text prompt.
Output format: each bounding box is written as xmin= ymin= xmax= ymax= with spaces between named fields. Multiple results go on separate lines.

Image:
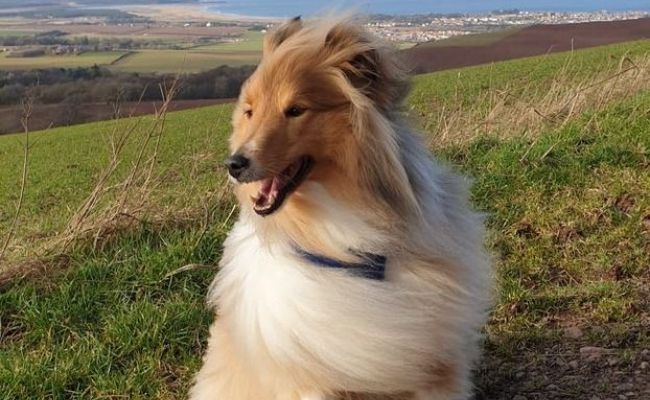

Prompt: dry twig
xmin=0 ymin=96 xmax=33 ymax=263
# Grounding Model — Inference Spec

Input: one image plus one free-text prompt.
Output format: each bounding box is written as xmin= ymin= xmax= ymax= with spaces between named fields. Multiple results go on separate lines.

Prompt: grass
xmin=0 ymin=30 xmax=262 ymax=73
xmin=0 ymin=51 xmax=127 ymax=70
xmin=0 ymin=104 xmax=234 ymax=264
xmin=109 ymin=30 xmax=263 ymax=73
xmin=109 ymin=49 xmax=260 ymax=73
xmin=457 ymin=91 xmax=650 ymax=339
xmin=0 ymin=29 xmax=38 ymax=37
xmin=409 ymin=39 xmax=650 ymax=145
xmin=189 ymin=31 xmax=263 ymax=52
xmin=0 ymin=228 xmax=219 ymax=399
xmin=0 ymin=40 xmax=649 ymax=398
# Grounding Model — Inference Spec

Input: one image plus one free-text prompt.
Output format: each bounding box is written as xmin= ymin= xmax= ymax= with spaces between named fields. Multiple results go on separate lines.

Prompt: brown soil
xmin=0 ymin=99 xmax=232 ymax=135
xmin=404 ymin=18 xmax=650 ymax=74
xmin=476 ymin=340 xmax=650 ymax=400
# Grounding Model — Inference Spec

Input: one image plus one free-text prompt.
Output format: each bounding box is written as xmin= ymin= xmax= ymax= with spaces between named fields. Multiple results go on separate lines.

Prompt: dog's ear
xmin=263 ymin=16 xmax=303 ymax=54
xmin=324 ymin=22 xmax=408 ymax=110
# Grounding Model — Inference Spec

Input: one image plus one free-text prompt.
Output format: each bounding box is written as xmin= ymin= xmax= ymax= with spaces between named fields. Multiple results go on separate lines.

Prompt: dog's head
xmin=226 ymin=17 xmax=414 ymax=217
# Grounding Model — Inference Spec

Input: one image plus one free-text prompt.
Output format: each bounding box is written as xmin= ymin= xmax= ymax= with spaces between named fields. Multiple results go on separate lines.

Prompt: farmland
xmin=0 ymin=25 xmax=263 ymax=72
xmin=1 ymin=39 xmax=649 ymax=399
xmin=110 ymin=49 xmax=260 ymax=73
xmin=137 ymin=31 xmax=267 ymax=72
xmin=188 ymin=31 xmax=263 ymax=52
xmin=1 ymin=18 xmax=648 ymax=74
xmin=0 ymin=51 xmax=127 ymax=70
xmin=415 ymin=26 xmax=523 ymax=48
xmin=0 ymin=99 xmax=231 ymax=134
xmin=406 ymin=17 xmax=650 ymax=73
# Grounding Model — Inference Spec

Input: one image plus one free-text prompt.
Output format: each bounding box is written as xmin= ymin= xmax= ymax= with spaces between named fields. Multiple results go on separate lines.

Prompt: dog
xmin=190 ymin=16 xmax=491 ymax=400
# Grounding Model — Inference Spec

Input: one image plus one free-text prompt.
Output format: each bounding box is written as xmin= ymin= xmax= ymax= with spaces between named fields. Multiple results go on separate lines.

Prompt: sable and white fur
xmin=190 ymin=17 xmax=491 ymax=400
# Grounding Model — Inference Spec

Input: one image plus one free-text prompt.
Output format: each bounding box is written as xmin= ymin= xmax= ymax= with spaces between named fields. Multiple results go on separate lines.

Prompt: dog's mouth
xmin=251 ymin=156 xmax=314 ymax=216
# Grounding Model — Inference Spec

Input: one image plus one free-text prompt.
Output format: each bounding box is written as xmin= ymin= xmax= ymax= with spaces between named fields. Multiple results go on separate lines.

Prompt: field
xmin=1 ymin=40 xmax=649 ymax=399
xmin=417 ymin=27 xmax=523 ymax=48
xmin=0 ymin=29 xmax=38 ymax=37
xmin=0 ymin=99 xmax=232 ymax=134
xmin=0 ymin=23 xmax=246 ymax=40
xmin=188 ymin=31 xmax=263 ymax=52
xmin=108 ymin=31 xmax=264 ymax=72
xmin=0 ymin=47 xmax=259 ymax=73
xmin=406 ymin=18 xmax=650 ymax=73
xmin=0 ymin=27 xmax=263 ymax=72
xmin=0 ymin=48 xmax=258 ymax=73
xmin=0 ymin=51 xmax=127 ymax=70
xmin=110 ymin=48 xmax=260 ymax=73
xmin=1 ymin=18 xmax=647 ymax=73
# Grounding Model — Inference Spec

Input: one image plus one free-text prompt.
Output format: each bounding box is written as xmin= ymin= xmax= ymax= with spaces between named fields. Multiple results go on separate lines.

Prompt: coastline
xmin=122 ymin=4 xmax=281 ymax=23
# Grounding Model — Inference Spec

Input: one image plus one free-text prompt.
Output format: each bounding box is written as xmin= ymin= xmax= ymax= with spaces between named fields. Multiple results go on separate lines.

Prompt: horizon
xmin=0 ymin=1 xmax=649 ymax=17
xmin=201 ymin=0 xmax=650 ymax=18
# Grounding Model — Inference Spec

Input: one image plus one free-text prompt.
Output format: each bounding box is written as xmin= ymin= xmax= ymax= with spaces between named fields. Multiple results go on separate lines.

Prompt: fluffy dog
xmin=190 ymin=16 xmax=491 ymax=400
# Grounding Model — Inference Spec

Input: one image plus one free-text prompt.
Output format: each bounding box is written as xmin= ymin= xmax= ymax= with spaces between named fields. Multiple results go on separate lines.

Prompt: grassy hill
xmin=0 ymin=40 xmax=649 ymax=399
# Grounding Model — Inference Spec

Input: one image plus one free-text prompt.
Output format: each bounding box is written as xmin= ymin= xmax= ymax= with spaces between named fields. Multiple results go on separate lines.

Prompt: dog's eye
xmin=244 ymin=109 xmax=253 ymax=119
xmin=285 ymin=106 xmax=305 ymax=118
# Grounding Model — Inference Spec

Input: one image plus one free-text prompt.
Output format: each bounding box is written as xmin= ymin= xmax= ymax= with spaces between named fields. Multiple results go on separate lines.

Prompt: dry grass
xmin=49 ymin=78 xmax=236 ymax=258
xmin=0 ymin=97 xmax=32 ymax=263
xmin=56 ymin=81 xmax=178 ymax=252
xmin=0 ymin=78 xmax=233 ymax=282
xmin=414 ymin=52 xmax=650 ymax=149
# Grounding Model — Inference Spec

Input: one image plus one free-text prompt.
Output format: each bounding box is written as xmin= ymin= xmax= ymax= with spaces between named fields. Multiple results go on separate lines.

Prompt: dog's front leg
xmin=189 ymin=321 xmax=263 ymax=400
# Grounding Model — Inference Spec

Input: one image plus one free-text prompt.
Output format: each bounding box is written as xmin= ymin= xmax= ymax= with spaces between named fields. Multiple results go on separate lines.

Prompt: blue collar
xmin=293 ymin=247 xmax=386 ymax=281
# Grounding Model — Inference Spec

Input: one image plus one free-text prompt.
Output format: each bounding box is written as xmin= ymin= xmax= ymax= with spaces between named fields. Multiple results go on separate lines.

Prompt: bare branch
xmin=0 ymin=96 xmax=32 ymax=263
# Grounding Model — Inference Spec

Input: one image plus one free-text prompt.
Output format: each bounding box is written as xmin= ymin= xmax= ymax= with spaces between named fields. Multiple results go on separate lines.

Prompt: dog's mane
xmin=260 ymin=17 xmax=424 ymax=220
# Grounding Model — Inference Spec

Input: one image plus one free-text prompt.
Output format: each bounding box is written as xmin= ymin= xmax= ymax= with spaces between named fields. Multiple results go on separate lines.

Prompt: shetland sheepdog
xmin=190 ymin=16 xmax=491 ymax=400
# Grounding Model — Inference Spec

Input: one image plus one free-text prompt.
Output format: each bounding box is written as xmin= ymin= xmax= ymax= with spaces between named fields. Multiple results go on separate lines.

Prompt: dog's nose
xmin=225 ymin=154 xmax=250 ymax=179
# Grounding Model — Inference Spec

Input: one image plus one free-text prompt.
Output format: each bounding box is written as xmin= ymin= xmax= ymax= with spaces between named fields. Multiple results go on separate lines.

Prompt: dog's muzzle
xmin=225 ymin=153 xmax=250 ymax=180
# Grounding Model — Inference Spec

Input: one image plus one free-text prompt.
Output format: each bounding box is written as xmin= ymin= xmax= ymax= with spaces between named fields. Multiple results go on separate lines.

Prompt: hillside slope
xmin=0 ymin=40 xmax=649 ymax=399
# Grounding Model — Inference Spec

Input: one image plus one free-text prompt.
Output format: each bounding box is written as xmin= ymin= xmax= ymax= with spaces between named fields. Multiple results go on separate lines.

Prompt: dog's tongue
xmin=254 ymin=176 xmax=281 ymax=209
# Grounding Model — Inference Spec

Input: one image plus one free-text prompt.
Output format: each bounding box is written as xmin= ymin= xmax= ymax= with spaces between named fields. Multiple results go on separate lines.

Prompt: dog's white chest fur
xmin=208 ymin=212 xmax=478 ymax=395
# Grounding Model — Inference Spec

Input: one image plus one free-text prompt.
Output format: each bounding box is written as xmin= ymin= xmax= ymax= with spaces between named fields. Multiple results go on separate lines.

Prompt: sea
xmin=204 ymin=0 xmax=650 ymax=18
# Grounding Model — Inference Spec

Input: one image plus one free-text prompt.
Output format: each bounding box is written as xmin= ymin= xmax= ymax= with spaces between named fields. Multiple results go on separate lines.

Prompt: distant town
xmin=363 ymin=10 xmax=650 ymax=43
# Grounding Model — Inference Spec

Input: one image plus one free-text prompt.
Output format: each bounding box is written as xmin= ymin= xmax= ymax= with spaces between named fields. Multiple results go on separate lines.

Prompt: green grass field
xmin=109 ymin=49 xmax=260 ymax=73
xmin=0 ymin=30 xmax=262 ymax=73
xmin=0 ymin=51 xmax=127 ymax=70
xmin=0 ymin=29 xmax=38 ymax=37
xmin=110 ymin=32 xmax=263 ymax=72
xmin=189 ymin=31 xmax=263 ymax=52
xmin=0 ymin=40 xmax=649 ymax=399
xmin=72 ymin=30 xmax=265 ymax=73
